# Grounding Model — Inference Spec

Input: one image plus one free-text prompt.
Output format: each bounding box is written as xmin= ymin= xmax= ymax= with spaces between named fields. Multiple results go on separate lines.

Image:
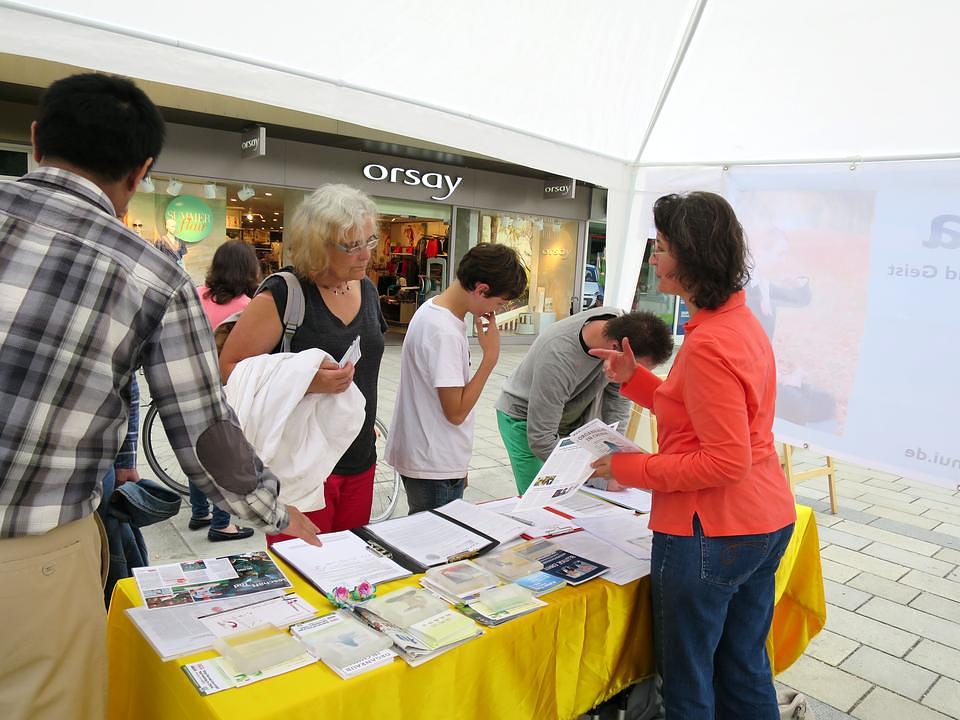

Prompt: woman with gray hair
xmin=220 ymin=184 xmax=387 ymax=542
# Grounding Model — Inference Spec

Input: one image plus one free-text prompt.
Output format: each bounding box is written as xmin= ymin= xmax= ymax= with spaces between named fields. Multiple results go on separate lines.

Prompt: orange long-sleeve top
xmin=611 ymin=291 xmax=796 ymax=537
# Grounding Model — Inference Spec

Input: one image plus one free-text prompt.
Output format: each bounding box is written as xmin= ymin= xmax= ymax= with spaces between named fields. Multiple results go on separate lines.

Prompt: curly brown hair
xmin=653 ymin=192 xmax=751 ymax=310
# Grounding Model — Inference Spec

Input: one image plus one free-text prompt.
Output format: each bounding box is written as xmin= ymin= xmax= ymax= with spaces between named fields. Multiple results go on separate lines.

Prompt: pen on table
xmin=505 ymin=514 xmax=535 ymax=527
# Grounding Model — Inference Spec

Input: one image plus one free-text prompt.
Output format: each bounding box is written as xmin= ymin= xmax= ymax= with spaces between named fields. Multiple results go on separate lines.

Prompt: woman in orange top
xmin=591 ymin=192 xmax=796 ymax=719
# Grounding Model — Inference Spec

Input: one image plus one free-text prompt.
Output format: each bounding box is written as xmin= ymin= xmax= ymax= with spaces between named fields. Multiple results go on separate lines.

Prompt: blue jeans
xmin=651 ymin=516 xmax=794 ymax=720
xmin=401 ymin=475 xmax=466 ymax=514
xmin=188 ymin=481 xmax=230 ymax=530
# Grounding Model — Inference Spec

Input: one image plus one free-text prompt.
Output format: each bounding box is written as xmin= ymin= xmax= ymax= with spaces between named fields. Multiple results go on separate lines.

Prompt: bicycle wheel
xmin=370 ymin=417 xmax=402 ymax=523
xmin=141 ymin=402 xmax=190 ymax=496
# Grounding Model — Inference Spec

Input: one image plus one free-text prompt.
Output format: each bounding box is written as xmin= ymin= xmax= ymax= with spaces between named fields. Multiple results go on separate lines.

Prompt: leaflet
xmin=338 ymin=335 xmax=361 ymax=368
xmin=568 ymin=417 xmax=645 ymax=457
xmin=182 ymin=652 xmax=317 ymax=696
xmin=197 ymin=593 xmax=318 ymax=637
xmin=133 ymin=552 xmax=292 ymax=610
xmin=514 ymin=438 xmax=594 ymax=512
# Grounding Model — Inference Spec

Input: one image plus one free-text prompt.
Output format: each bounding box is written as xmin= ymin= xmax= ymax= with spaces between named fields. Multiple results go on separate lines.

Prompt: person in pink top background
xmin=191 ymin=239 xmax=261 ymax=541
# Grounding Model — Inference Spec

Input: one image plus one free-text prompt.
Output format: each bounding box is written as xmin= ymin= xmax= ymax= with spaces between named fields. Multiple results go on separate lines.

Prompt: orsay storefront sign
xmin=241 ymin=125 xmax=266 ymax=159
xmin=164 ymin=196 xmax=213 ymax=244
xmin=544 ymin=175 xmax=576 ymax=199
xmin=362 ymin=163 xmax=463 ymax=201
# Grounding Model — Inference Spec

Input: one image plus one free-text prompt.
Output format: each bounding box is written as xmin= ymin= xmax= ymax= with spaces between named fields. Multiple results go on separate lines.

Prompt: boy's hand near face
xmin=476 ymin=312 xmax=501 ymax=363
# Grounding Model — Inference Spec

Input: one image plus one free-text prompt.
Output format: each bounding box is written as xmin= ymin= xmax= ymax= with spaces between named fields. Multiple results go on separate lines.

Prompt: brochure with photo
xmin=134 ymin=552 xmax=292 ymax=610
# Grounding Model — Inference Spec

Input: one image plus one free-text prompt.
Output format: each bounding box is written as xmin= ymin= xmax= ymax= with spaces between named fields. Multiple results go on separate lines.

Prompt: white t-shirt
xmin=385 ymin=299 xmax=474 ymax=479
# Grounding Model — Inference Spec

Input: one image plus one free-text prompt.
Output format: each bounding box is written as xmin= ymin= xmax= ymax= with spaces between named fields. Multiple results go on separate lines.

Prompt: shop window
xmin=458 ymin=209 xmax=580 ymax=337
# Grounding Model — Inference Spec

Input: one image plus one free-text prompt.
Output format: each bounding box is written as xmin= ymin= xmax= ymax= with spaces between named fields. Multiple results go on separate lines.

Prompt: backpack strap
xmin=257 ymin=270 xmax=306 ymax=353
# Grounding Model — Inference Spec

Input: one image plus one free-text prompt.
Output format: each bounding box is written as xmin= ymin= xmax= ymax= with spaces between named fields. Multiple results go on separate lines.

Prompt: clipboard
xmin=351 ymin=511 xmax=499 ymax=574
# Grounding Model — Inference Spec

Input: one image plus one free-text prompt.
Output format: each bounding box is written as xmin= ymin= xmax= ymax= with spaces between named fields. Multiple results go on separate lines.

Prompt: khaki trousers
xmin=0 ymin=514 xmax=108 ymax=720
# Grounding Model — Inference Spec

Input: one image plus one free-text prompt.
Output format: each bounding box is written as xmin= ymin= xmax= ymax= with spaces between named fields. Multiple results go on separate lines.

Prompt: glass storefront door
xmin=453 ymin=207 xmax=581 ymax=337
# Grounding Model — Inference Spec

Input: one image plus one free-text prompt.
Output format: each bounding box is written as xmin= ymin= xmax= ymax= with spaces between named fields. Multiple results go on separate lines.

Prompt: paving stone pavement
xmin=137 ymin=339 xmax=960 ymax=719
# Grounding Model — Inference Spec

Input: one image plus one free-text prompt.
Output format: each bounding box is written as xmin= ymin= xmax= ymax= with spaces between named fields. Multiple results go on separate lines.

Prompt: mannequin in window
xmin=156 ymin=216 xmax=187 ymax=266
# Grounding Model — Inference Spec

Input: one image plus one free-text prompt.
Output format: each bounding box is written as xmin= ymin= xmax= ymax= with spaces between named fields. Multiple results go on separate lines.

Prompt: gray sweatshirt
xmin=495 ymin=307 xmax=631 ymax=460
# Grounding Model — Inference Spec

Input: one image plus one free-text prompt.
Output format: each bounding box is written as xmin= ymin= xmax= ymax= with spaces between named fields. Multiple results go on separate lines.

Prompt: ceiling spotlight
xmin=202 ymin=183 xmax=217 ymax=199
xmin=246 ymin=212 xmax=254 ymax=221
xmin=230 ymin=197 xmax=237 ymax=202
xmin=138 ymin=175 xmax=155 ymax=193
xmin=264 ymin=192 xmax=273 ymax=197
xmin=237 ymin=185 xmax=255 ymax=202
xmin=166 ymin=179 xmax=183 ymax=196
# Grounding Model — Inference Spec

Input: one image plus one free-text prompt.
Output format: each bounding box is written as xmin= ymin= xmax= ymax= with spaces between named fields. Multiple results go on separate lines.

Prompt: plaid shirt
xmin=0 ymin=168 xmax=287 ymax=537
xmin=114 ymin=375 xmax=140 ymax=471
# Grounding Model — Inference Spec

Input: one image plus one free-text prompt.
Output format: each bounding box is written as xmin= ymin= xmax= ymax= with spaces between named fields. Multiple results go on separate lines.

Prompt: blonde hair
xmin=284 ymin=184 xmax=378 ymax=276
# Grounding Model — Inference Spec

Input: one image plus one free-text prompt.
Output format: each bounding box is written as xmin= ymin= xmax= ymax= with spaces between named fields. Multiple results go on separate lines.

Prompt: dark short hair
xmin=203 ymin=240 xmax=261 ymax=304
xmin=653 ymin=192 xmax=750 ymax=310
xmin=603 ymin=312 xmax=673 ymax=366
xmin=35 ymin=73 xmax=165 ymax=181
xmin=456 ymin=243 xmax=528 ymax=300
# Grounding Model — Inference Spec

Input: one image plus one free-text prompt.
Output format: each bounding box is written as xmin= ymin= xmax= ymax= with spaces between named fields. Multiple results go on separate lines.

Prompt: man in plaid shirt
xmin=0 ymin=73 xmax=320 ymax=720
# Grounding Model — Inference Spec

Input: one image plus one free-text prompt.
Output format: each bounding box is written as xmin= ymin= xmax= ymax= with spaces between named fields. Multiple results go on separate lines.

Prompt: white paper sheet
xmin=434 ymin=499 xmax=527 ymax=543
xmin=551 ymin=490 xmax=634 ymax=518
xmin=481 ymin=498 xmax=579 ymax=538
xmin=271 ymin=531 xmax=411 ymax=591
xmin=575 ymin=513 xmax=653 ymax=561
xmin=579 ymin=486 xmax=652 ymax=512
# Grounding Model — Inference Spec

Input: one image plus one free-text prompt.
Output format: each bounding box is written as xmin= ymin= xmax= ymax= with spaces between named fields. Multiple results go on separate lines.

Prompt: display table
xmin=106 ymin=506 xmax=824 ymax=720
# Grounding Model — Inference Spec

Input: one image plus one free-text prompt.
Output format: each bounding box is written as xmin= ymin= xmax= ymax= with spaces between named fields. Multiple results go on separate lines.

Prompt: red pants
xmin=266 ymin=464 xmax=375 ymax=546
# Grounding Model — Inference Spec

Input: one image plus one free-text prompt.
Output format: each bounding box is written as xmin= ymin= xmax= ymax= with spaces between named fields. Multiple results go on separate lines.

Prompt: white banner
xmin=726 ymin=161 xmax=960 ymax=490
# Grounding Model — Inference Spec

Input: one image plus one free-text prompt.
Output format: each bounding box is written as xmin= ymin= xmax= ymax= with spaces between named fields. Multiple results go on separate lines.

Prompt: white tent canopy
xmin=3 ymin=0 xmax=960 ymax=486
xmin=3 ymin=0 xmax=959 ymax=305
xmin=3 ymin=0 xmax=960 ymax=301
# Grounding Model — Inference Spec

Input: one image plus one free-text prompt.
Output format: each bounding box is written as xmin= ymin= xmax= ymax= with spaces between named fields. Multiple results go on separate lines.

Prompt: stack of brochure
xmin=457 ymin=583 xmax=546 ymax=626
xmin=291 ymin=612 xmax=396 ymax=680
xmin=354 ymin=586 xmax=483 ymax=667
xmin=513 ymin=539 xmax=609 ymax=585
xmin=420 ymin=560 xmax=500 ymax=602
xmin=475 ymin=550 xmax=566 ymax=597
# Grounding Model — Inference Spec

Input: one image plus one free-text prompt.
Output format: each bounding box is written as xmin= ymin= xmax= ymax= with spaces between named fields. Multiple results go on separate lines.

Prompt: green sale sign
xmin=164 ymin=196 xmax=212 ymax=244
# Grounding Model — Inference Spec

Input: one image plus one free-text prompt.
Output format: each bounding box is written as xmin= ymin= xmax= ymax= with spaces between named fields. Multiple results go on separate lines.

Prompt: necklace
xmin=320 ymin=281 xmax=351 ymax=296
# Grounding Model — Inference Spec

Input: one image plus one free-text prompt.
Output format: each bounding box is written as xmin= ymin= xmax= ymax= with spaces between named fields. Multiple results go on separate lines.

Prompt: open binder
xmin=351 ymin=510 xmax=500 ymax=574
xmin=271 ymin=512 xmax=500 ymax=594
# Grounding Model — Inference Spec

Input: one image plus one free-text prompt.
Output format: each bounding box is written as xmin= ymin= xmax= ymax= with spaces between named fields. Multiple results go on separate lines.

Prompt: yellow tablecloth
xmin=106 ymin=505 xmax=824 ymax=720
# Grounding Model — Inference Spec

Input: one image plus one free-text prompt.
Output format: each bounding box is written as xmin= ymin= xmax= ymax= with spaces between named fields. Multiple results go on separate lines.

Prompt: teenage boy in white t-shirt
xmin=385 ymin=243 xmax=527 ymax=513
